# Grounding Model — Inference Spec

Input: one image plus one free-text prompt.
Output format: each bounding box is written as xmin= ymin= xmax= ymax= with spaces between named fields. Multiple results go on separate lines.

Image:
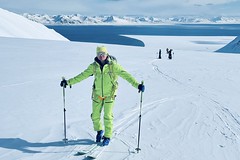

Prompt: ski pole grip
xmin=61 ymin=76 xmax=69 ymax=88
xmin=141 ymin=81 xmax=144 ymax=93
xmin=62 ymin=76 xmax=72 ymax=88
xmin=138 ymin=80 xmax=144 ymax=93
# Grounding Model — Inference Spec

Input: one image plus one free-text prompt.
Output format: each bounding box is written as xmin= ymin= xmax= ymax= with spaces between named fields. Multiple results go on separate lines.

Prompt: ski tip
xmin=75 ymin=152 xmax=85 ymax=156
xmin=87 ymin=155 xmax=97 ymax=159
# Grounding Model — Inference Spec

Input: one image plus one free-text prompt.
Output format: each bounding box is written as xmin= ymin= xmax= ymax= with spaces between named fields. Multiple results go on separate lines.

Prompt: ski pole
xmin=62 ymin=77 xmax=68 ymax=143
xmin=135 ymin=81 xmax=144 ymax=153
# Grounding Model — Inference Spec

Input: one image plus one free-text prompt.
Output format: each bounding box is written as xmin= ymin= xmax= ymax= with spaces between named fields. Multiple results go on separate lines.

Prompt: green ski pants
xmin=91 ymin=100 xmax=114 ymax=138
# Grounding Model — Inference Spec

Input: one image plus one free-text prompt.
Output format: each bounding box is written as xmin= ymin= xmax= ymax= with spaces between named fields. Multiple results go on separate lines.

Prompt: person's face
xmin=97 ymin=52 xmax=107 ymax=61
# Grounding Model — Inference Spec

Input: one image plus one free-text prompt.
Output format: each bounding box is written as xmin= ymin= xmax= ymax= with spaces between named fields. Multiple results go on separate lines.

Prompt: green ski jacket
xmin=68 ymin=57 xmax=139 ymax=102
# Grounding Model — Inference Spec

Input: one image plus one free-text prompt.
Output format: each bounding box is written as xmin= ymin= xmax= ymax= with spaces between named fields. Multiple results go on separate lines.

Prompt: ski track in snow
xmin=0 ymin=81 xmax=33 ymax=88
xmin=147 ymin=59 xmax=240 ymax=160
xmin=55 ymin=92 xmax=195 ymax=160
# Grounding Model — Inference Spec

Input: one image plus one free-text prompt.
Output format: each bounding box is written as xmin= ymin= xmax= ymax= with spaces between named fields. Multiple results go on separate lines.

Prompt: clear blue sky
xmin=0 ymin=0 xmax=239 ymax=16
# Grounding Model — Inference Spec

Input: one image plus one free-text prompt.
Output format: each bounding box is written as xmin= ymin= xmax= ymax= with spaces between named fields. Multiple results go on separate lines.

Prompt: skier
xmin=158 ymin=49 xmax=161 ymax=59
xmin=60 ymin=46 xmax=145 ymax=146
xmin=168 ymin=49 xmax=174 ymax=60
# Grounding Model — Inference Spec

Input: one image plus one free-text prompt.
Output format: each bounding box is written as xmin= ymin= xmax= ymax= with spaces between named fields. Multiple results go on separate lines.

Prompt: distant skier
xmin=158 ymin=49 xmax=161 ymax=59
xmin=60 ymin=46 xmax=145 ymax=146
xmin=167 ymin=48 xmax=174 ymax=60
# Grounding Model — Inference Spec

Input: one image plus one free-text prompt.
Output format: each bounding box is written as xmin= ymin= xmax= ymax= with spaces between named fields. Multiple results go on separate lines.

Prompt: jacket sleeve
xmin=67 ymin=63 xmax=94 ymax=86
xmin=115 ymin=63 xmax=139 ymax=89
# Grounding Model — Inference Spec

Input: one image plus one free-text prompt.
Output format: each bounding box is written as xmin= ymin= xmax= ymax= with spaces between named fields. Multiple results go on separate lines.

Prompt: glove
xmin=60 ymin=79 xmax=68 ymax=88
xmin=138 ymin=84 xmax=145 ymax=92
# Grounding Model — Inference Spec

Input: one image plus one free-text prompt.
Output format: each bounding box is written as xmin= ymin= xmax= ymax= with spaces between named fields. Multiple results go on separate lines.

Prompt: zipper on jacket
xmin=101 ymin=68 xmax=104 ymax=99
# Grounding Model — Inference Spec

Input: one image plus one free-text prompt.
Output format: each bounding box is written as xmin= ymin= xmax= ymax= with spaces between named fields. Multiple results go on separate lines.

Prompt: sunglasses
xmin=97 ymin=52 xmax=107 ymax=56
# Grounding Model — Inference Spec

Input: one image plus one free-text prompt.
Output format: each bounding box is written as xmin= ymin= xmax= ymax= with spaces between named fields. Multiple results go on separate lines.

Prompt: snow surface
xmin=0 ymin=8 xmax=68 ymax=41
xmin=1 ymin=8 xmax=240 ymax=160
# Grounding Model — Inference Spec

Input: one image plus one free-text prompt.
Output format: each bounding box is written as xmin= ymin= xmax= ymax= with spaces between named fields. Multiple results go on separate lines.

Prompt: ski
xmin=75 ymin=143 xmax=99 ymax=155
xmin=86 ymin=145 xmax=107 ymax=159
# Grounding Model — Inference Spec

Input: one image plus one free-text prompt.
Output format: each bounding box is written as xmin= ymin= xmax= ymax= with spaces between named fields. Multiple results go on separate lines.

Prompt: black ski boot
xmin=96 ymin=130 xmax=103 ymax=143
xmin=102 ymin=136 xmax=110 ymax=146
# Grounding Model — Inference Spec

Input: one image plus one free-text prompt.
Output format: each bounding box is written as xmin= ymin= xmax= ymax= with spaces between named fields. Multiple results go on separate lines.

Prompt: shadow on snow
xmin=0 ymin=137 xmax=95 ymax=153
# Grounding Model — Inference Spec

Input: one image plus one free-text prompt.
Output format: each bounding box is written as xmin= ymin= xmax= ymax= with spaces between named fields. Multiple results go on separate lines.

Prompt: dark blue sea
xmin=47 ymin=24 xmax=240 ymax=47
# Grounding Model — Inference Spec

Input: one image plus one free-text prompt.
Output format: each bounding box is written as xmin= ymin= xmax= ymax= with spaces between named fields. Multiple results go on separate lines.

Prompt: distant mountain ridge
xmin=23 ymin=13 xmax=240 ymax=25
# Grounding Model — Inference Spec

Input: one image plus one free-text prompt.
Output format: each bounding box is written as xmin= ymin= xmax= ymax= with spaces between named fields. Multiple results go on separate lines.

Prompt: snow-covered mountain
xmin=0 ymin=8 xmax=68 ymax=41
xmin=23 ymin=13 xmax=240 ymax=25
xmin=217 ymin=36 xmax=240 ymax=53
